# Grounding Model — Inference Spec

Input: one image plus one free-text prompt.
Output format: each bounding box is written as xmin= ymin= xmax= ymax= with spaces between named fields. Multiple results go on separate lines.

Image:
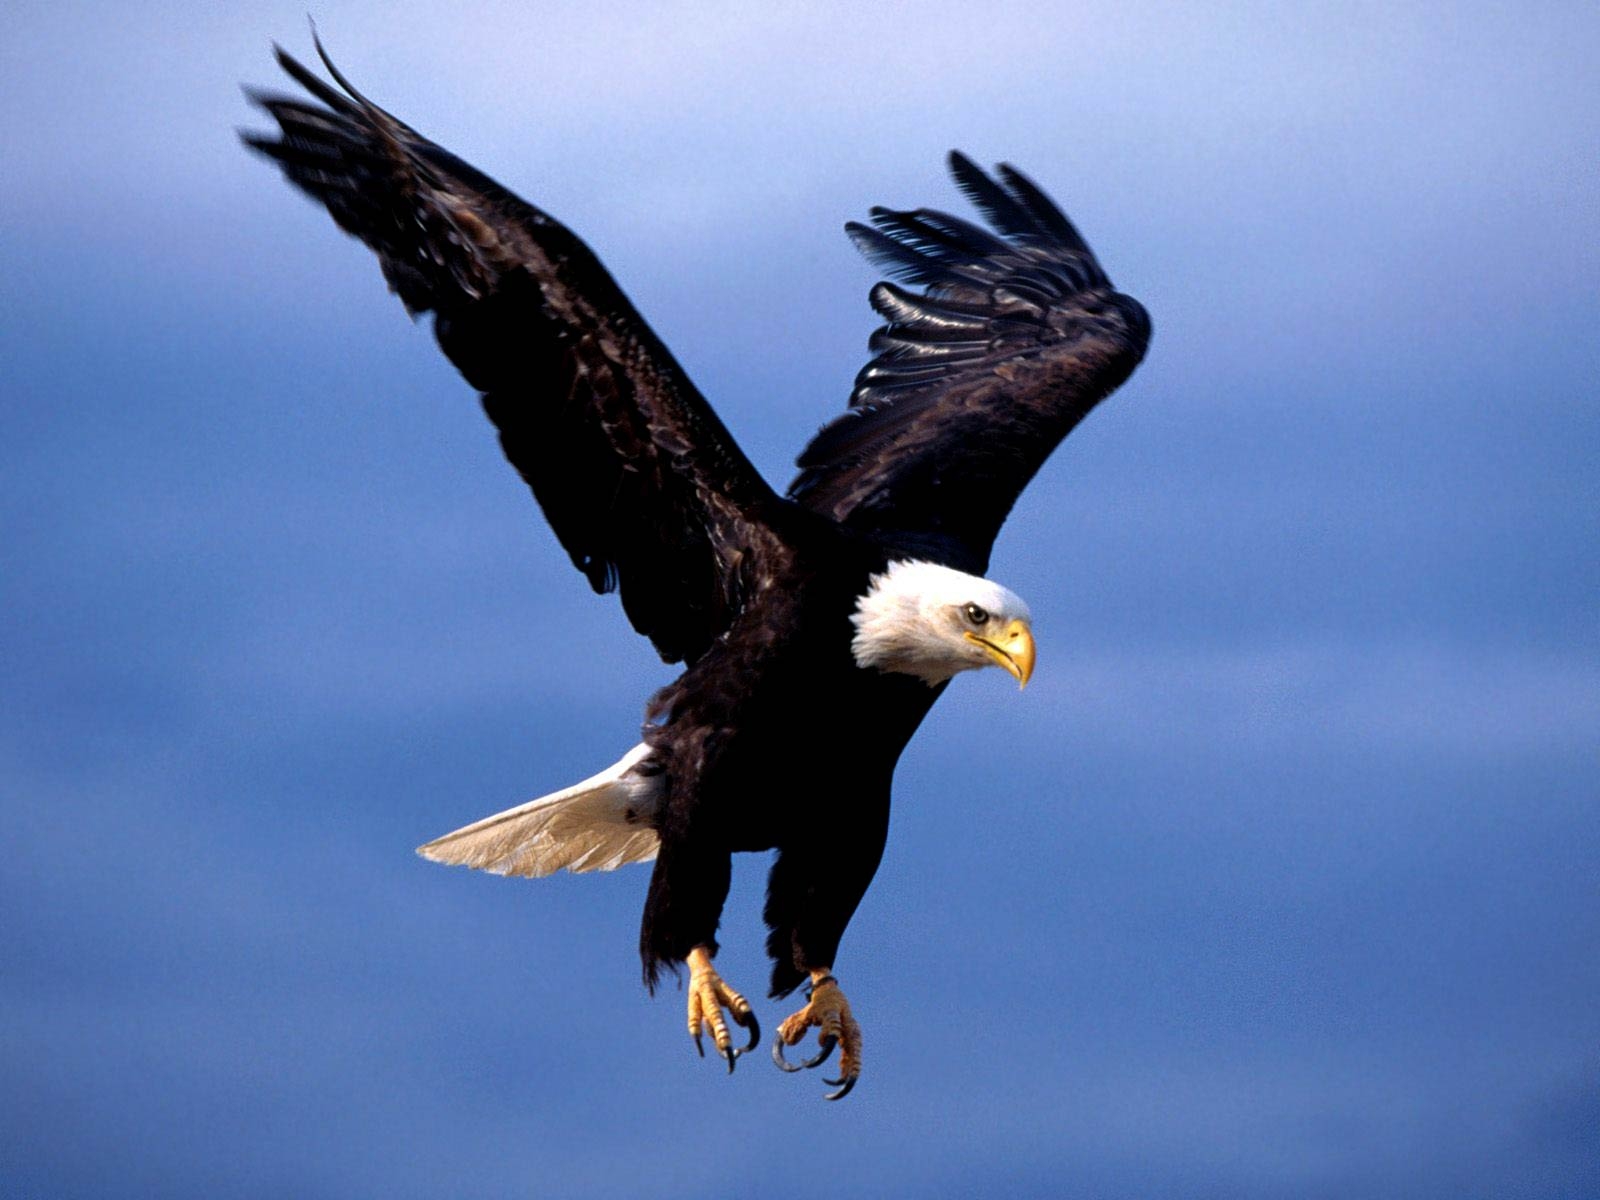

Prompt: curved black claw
xmin=695 ymin=1011 xmax=759 ymax=1071
xmin=802 ymin=1035 xmax=838 ymax=1070
xmin=720 ymin=1010 xmax=761 ymax=1074
xmin=736 ymin=1010 xmax=761 ymax=1056
xmin=824 ymin=1074 xmax=858 ymax=1102
xmin=772 ymin=1036 xmax=803 ymax=1072
xmin=771 ymin=1033 xmax=838 ymax=1073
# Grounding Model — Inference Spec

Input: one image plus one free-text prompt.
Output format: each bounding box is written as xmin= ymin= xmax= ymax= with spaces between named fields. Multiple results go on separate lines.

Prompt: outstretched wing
xmin=244 ymin=39 xmax=782 ymax=665
xmin=788 ymin=152 xmax=1151 ymax=573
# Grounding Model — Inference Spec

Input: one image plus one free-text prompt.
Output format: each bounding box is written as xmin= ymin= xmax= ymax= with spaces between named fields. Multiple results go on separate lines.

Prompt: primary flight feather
xmin=245 ymin=34 xmax=1150 ymax=1100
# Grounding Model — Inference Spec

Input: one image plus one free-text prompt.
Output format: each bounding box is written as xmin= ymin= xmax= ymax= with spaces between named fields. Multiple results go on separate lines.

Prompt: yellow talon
xmin=685 ymin=945 xmax=759 ymax=1071
xmin=772 ymin=970 xmax=862 ymax=1099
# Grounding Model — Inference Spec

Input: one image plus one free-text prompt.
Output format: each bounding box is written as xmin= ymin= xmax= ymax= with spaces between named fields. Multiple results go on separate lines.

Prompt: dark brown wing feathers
xmin=244 ymin=39 xmax=779 ymax=665
xmin=789 ymin=151 xmax=1150 ymax=571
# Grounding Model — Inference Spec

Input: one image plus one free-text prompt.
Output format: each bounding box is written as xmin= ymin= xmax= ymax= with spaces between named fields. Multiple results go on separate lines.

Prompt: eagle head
xmin=850 ymin=559 xmax=1035 ymax=688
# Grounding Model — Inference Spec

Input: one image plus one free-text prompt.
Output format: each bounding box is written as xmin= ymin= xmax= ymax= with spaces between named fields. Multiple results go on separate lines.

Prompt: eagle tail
xmin=416 ymin=744 xmax=662 ymax=877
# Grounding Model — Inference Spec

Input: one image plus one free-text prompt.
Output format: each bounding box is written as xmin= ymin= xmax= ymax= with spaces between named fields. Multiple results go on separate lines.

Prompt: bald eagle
xmin=245 ymin=37 xmax=1150 ymax=1100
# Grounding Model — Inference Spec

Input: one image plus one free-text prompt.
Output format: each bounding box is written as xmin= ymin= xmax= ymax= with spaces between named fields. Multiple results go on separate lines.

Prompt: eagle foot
xmin=686 ymin=946 xmax=760 ymax=1073
xmin=771 ymin=973 xmax=861 ymax=1099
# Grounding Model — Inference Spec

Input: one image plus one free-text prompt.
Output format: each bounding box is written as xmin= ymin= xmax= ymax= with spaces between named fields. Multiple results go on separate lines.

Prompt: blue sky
xmin=3 ymin=2 xmax=1597 ymax=1196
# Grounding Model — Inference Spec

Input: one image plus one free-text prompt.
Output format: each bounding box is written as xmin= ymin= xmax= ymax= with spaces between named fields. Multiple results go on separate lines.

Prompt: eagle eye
xmin=964 ymin=603 xmax=989 ymax=626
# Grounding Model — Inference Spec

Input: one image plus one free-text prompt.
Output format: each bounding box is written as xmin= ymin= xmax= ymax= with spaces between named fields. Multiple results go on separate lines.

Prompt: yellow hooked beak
xmin=965 ymin=618 xmax=1036 ymax=689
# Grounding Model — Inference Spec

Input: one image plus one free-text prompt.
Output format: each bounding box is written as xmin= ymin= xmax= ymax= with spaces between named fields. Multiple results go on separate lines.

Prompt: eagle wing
xmin=245 ymin=40 xmax=781 ymax=666
xmin=788 ymin=152 xmax=1151 ymax=573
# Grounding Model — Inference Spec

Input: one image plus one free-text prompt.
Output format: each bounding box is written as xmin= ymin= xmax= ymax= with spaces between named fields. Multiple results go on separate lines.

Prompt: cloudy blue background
xmin=3 ymin=2 xmax=1596 ymax=1196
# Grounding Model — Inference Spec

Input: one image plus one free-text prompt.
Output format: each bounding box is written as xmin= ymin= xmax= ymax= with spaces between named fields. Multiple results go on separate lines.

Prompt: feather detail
xmin=789 ymin=151 xmax=1151 ymax=569
xmin=417 ymin=744 xmax=662 ymax=877
xmin=243 ymin=40 xmax=787 ymax=668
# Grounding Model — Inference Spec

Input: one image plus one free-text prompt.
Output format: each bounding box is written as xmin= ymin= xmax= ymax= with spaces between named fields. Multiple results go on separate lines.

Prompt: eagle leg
xmin=686 ymin=945 xmax=760 ymax=1073
xmin=771 ymin=970 xmax=861 ymax=1100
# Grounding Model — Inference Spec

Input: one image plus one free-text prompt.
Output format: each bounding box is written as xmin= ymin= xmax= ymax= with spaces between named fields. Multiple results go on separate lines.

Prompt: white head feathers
xmin=850 ymin=559 xmax=1034 ymax=687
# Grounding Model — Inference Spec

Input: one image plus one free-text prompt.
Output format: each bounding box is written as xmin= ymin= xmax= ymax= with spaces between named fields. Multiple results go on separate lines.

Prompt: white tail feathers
xmin=416 ymin=743 xmax=663 ymax=878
